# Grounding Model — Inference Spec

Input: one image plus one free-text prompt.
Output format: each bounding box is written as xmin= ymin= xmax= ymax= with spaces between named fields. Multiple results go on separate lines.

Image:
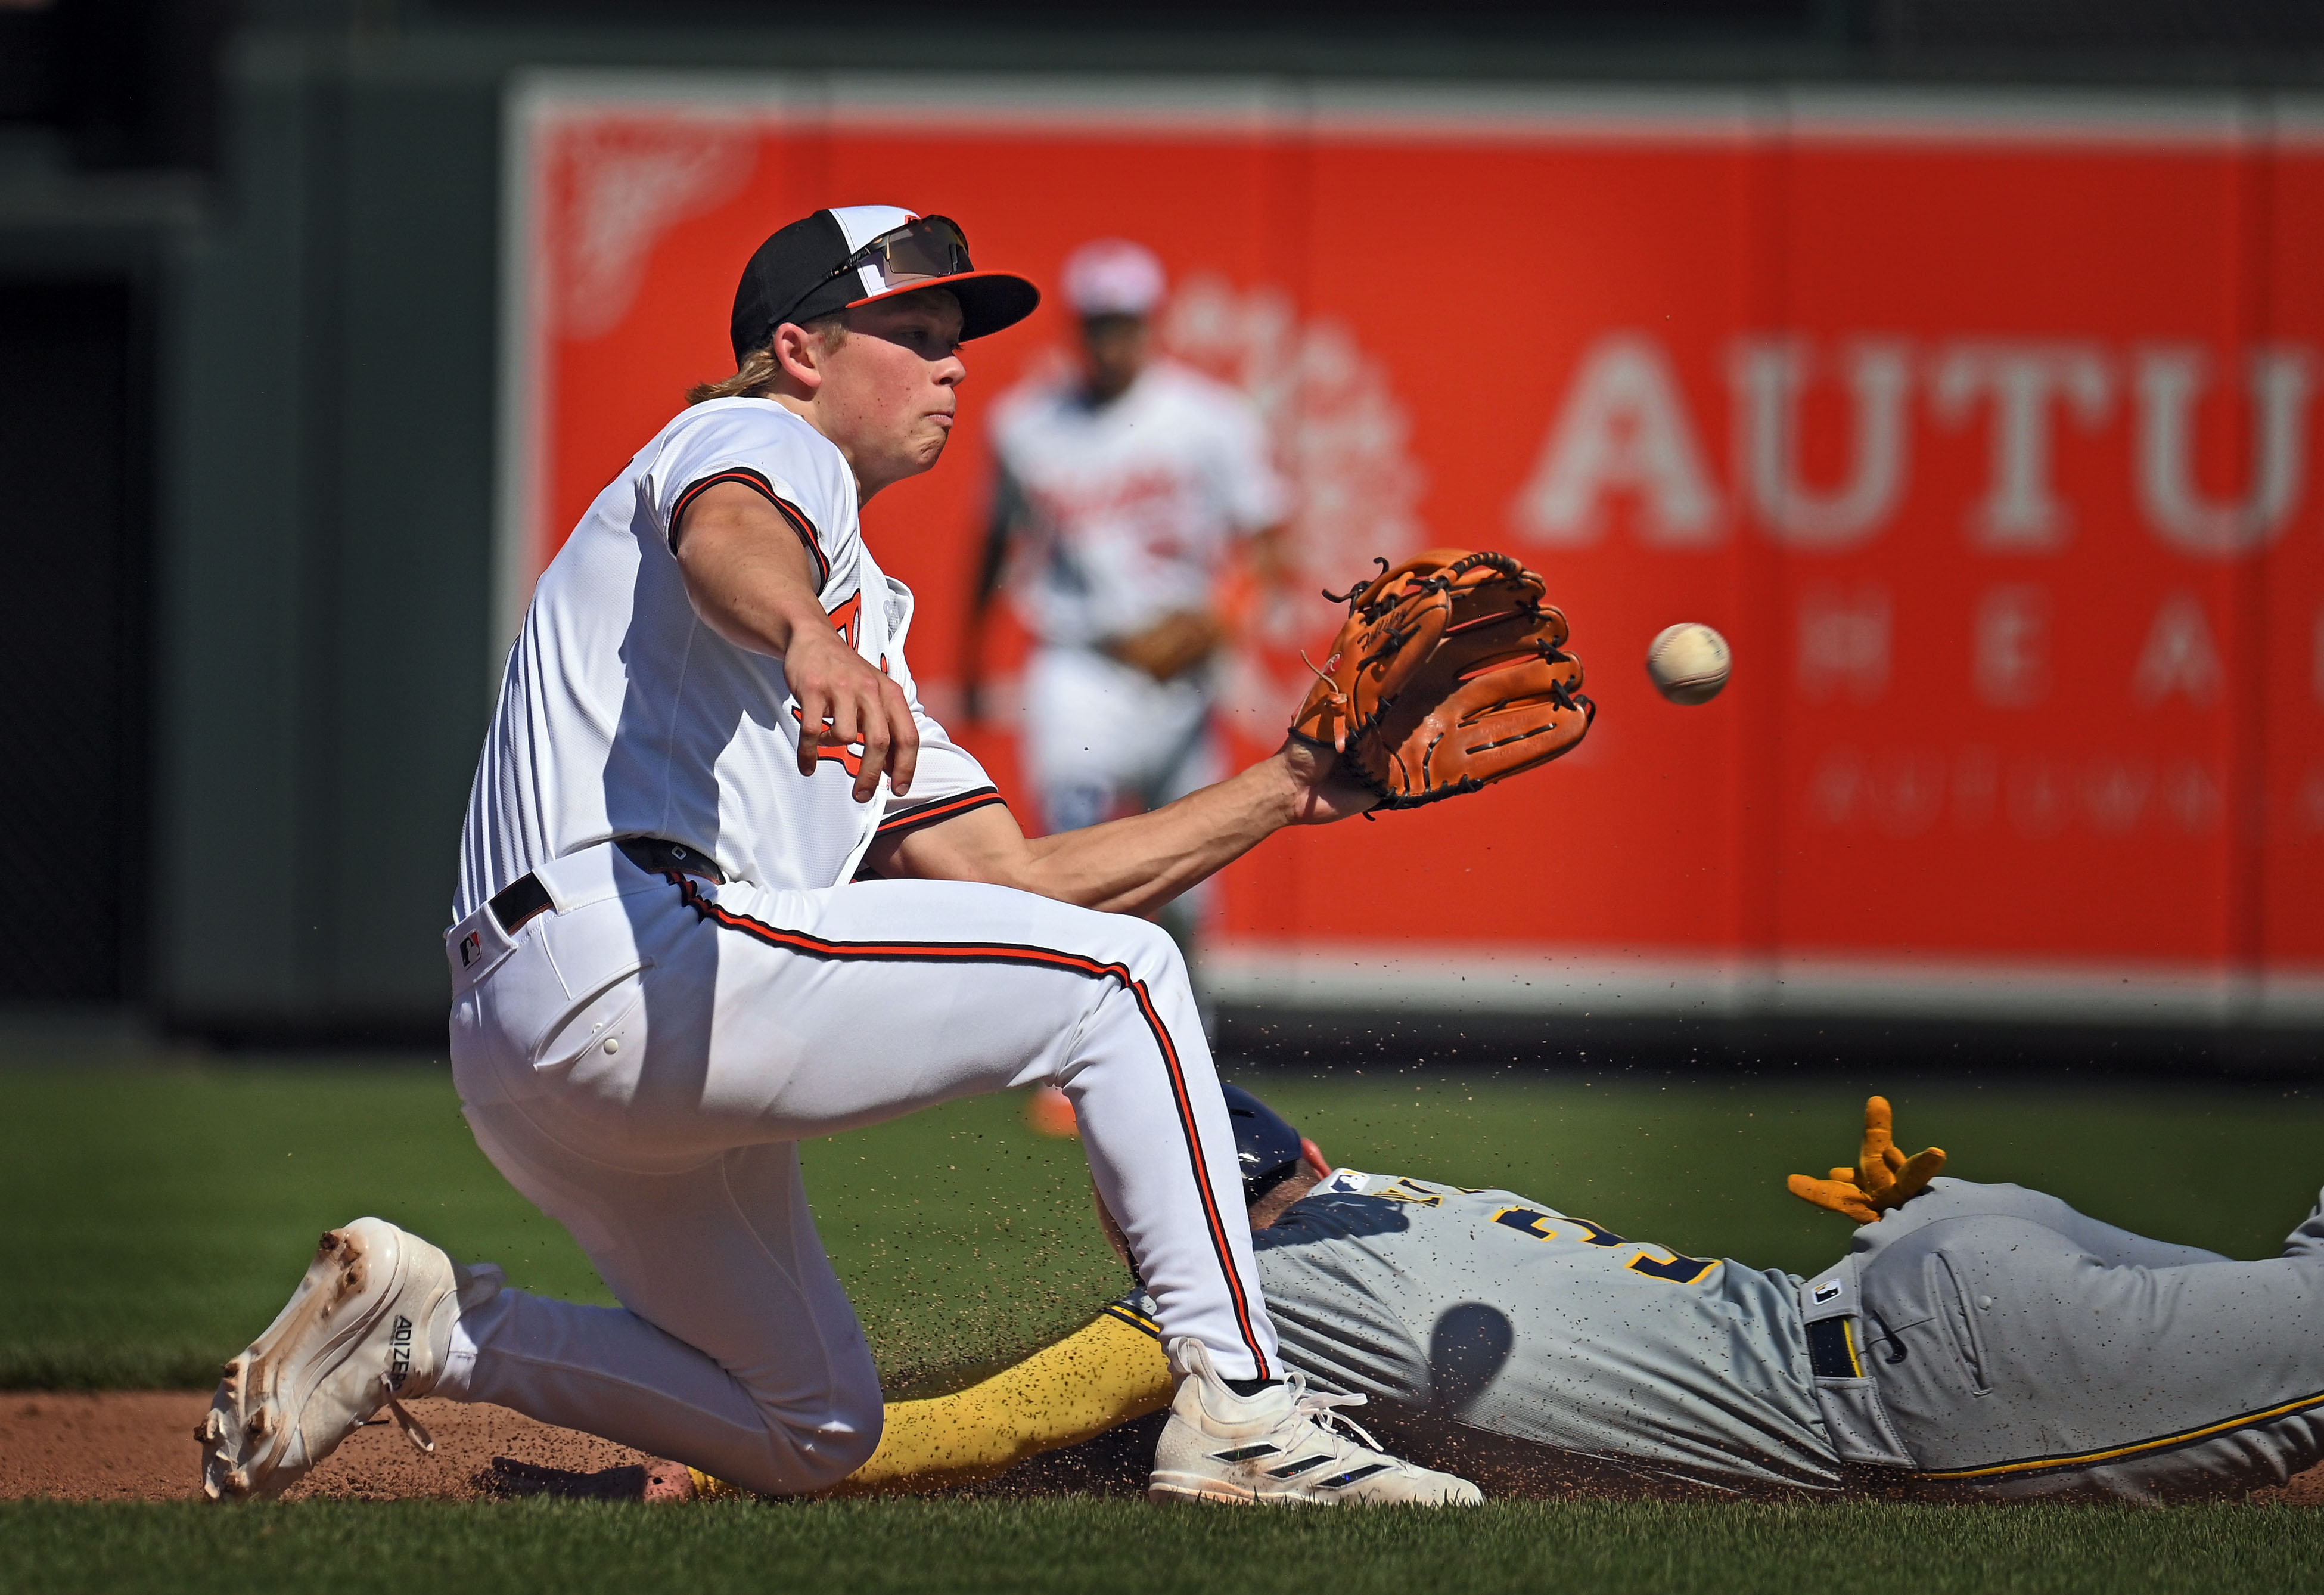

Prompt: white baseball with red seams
xmin=431 ymin=392 xmax=1277 ymax=1493
xmin=1645 ymin=621 xmax=1732 ymax=706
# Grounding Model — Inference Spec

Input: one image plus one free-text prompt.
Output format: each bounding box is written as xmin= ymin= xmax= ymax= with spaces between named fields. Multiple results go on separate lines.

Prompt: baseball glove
xmin=1289 ymin=548 xmax=1593 ymax=809
xmin=1785 ymin=1096 xmax=1946 ymax=1224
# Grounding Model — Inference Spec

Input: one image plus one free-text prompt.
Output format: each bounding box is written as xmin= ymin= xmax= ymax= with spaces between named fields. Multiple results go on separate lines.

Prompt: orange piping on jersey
xmin=670 ymin=467 xmax=831 ymax=590
xmin=877 ymin=787 xmax=1006 ymax=837
xmin=665 ymin=873 xmax=1270 ymax=1380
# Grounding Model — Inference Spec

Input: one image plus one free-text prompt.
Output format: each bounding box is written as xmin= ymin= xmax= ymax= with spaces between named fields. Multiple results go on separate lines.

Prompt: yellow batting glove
xmin=1786 ymin=1096 xmax=1945 ymax=1224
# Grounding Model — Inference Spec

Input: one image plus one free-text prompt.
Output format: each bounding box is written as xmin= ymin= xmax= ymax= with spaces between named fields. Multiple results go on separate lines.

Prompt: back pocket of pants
xmin=529 ymin=960 xmax=649 ymax=1069
xmin=1925 ymin=1251 xmax=1993 ymax=1396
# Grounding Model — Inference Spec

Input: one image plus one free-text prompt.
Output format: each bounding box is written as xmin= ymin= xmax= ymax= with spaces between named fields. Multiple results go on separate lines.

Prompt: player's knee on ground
xmin=722 ymin=1378 xmax=885 ymax=1495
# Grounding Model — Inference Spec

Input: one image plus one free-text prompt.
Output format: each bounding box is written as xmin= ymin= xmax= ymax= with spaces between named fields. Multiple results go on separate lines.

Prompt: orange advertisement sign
xmin=498 ymin=76 xmax=2324 ymax=1025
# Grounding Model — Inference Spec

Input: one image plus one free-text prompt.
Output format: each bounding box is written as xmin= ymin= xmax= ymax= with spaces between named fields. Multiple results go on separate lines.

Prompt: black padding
xmin=488 ymin=874 xmax=553 ymax=936
xmin=1808 ymin=1317 xmax=1862 ymax=1381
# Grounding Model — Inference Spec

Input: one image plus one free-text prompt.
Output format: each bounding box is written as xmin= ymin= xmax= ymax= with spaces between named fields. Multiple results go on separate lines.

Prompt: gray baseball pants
xmin=1840 ymin=1177 xmax=2324 ymax=1501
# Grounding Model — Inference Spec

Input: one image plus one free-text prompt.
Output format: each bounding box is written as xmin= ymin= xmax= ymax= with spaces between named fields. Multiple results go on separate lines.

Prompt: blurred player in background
xmin=962 ymin=238 xmax=1290 ymax=965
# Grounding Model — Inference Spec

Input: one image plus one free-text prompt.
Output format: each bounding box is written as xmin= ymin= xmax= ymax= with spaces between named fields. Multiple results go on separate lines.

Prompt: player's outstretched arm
xmin=1785 ymin=1096 xmax=1946 ymax=1224
xmin=862 ymin=736 xmax=1371 ymax=916
xmin=688 ymin=1311 xmax=1172 ymax=1500
xmin=674 ymin=480 xmax=919 ymax=802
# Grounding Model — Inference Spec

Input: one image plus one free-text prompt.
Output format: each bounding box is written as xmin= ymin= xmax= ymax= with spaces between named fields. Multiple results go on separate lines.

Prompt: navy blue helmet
xmin=1222 ymin=1083 xmax=1306 ymax=1206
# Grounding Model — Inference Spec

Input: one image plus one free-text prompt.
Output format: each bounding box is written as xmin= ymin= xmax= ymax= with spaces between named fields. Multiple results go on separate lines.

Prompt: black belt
xmin=487 ymin=839 xmax=727 ymax=936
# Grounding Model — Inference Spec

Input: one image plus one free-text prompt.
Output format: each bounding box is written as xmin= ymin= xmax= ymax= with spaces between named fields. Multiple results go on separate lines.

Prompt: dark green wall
xmin=159 ymin=33 xmax=502 ymax=1036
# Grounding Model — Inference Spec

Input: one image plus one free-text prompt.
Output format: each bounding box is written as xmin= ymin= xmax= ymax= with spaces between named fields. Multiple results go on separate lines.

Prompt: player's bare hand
xmin=1273 ymin=734 xmax=1379 ymax=825
xmin=785 ymin=623 xmax=919 ymax=802
xmin=1785 ymin=1096 xmax=1945 ymax=1224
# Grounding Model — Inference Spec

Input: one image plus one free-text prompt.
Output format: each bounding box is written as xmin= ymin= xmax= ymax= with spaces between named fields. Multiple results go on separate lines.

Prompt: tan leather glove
xmin=1288 ymin=550 xmax=1592 ymax=810
xmin=1786 ymin=1095 xmax=1946 ymax=1224
xmin=1105 ymin=610 xmax=1226 ymax=682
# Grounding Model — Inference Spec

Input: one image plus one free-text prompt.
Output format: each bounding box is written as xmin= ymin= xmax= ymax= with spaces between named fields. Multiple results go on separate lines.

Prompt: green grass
xmin=0 ymin=1057 xmax=1120 ymax=1394
xmin=5 ymin=1054 xmax=2323 ymax=1392
xmin=5 ymin=1498 xmax=2324 ymax=1595
xmin=7 ymin=1052 xmax=2324 ymax=1593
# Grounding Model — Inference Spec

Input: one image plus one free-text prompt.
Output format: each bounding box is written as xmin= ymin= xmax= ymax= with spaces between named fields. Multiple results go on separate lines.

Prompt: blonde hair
xmin=686 ymin=315 xmax=848 ymax=405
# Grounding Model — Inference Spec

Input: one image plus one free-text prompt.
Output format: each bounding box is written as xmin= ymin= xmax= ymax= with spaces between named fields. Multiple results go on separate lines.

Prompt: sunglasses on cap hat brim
xmin=776 ymin=215 xmax=1039 ymax=342
xmin=841 ymin=215 xmax=974 ymax=290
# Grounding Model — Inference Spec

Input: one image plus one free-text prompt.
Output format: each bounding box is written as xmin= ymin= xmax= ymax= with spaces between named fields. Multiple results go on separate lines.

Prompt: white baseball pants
xmin=1021 ymin=644 xmax=1222 ymax=834
xmin=437 ymin=840 xmax=1275 ymax=1494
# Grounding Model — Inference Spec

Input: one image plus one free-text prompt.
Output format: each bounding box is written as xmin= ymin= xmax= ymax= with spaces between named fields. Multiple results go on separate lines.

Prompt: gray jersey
xmin=1121 ymin=1168 xmax=1841 ymax=1492
xmin=1106 ymin=1171 xmax=2324 ymax=1503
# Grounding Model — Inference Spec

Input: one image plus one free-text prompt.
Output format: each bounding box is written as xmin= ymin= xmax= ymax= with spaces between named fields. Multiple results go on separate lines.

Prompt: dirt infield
xmin=7 ymin=1392 xmax=2323 ymax=1505
xmin=0 ymin=1394 xmax=655 ymax=1503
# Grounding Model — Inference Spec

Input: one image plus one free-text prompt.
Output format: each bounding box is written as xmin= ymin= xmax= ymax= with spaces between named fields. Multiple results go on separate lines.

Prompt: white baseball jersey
xmin=990 ymin=359 xmax=1287 ymax=648
xmin=428 ymin=391 xmax=1290 ymax=1498
xmin=455 ymin=397 xmax=999 ymax=921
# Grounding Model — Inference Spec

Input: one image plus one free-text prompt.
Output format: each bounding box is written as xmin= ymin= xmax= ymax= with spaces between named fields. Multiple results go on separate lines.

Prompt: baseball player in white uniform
xmin=195 ymin=206 xmax=1474 ymax=1509
xmin=966 ymin=240 xmax=1288 ymax=868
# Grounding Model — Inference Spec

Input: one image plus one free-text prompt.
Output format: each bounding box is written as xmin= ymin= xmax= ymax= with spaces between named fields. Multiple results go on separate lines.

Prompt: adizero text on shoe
xmin=1148 ymin=1338 xmax=1482 ymax=1507
xmin=198 ymin=1217 xmax=459 ymax=1500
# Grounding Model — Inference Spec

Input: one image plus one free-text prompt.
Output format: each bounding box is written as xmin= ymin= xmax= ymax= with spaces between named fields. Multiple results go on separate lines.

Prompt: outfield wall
xmin=501 ymin=76 xmax=2324 ymax=1032
xmin=141 ymin=34 xmax=2324 ymax=1041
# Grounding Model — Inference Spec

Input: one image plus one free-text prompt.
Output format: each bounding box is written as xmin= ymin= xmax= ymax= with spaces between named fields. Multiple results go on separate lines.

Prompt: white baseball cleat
xmin=197 ymin=1217 xmax=480 ymax=1501
xmin=1148 ymin=1338 xmax=1483 ymax=1507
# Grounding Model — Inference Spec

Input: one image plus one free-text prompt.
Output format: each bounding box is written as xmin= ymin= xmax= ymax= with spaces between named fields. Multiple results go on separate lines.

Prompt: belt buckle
xmin=621 ymin=836 xmax=723 ymax=883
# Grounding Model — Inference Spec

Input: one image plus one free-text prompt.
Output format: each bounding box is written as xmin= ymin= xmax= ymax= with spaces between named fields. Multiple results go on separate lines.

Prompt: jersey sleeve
xmin=642 ymin=402 xmax=860 ymax=600
xmin=683 ymin=1312 xmax=1174 ymax=1499
xmin=874 ymin=707 xmax=1009 ymax=840
xmin=849 ymin=707 xmax=1011 ymax=881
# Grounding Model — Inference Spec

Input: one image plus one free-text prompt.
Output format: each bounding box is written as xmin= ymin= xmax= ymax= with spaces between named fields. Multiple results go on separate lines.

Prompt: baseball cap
xmin=728 ymin=204 xmax=1040 ymax=362
xmin=1062 ymin=238 xmax=1166 ymax=318
xmin=1222 ymin=1083 xmax=1307 ymax=1206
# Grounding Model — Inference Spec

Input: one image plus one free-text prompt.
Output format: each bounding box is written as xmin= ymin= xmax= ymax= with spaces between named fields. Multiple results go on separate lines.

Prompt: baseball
xmin=1645 ymin=622 xmax=1731 ymax=705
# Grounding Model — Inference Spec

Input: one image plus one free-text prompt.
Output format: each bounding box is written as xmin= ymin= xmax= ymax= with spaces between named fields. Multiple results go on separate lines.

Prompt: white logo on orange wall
xmin=1509 ymin=332 xmax=2318 ymax=558
xmin=1159 ymin=274 xmax=1427 ymax=584
xmin=2133 ymin=345 xmax=2311 ymax=556
xmin=1808 ymin=744 xmax=2221 ymax=840
xmin=1158 ymin=274 xmax=1430 ymax=732
xmin=1731 ymin=337 xmax=1914 ymax=550
xmin=1511 ymin=333 xmax=1724 ymax=548
xmin=1930 ymin=342 xmax=2111 ymax=552
xmin=548 ymin=120 xmax=758 ymax=339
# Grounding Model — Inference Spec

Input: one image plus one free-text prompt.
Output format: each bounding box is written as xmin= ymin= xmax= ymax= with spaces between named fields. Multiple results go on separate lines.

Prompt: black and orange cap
xmin=729 ymin=204 xmax=1040 ymax=362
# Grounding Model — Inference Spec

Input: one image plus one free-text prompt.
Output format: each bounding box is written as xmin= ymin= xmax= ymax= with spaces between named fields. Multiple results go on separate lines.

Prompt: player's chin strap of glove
xmin=1289 ymin=548 xmax=1593 ymax=811
xmin=1785 ymin=1096 xmax=1946 ymax=1225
